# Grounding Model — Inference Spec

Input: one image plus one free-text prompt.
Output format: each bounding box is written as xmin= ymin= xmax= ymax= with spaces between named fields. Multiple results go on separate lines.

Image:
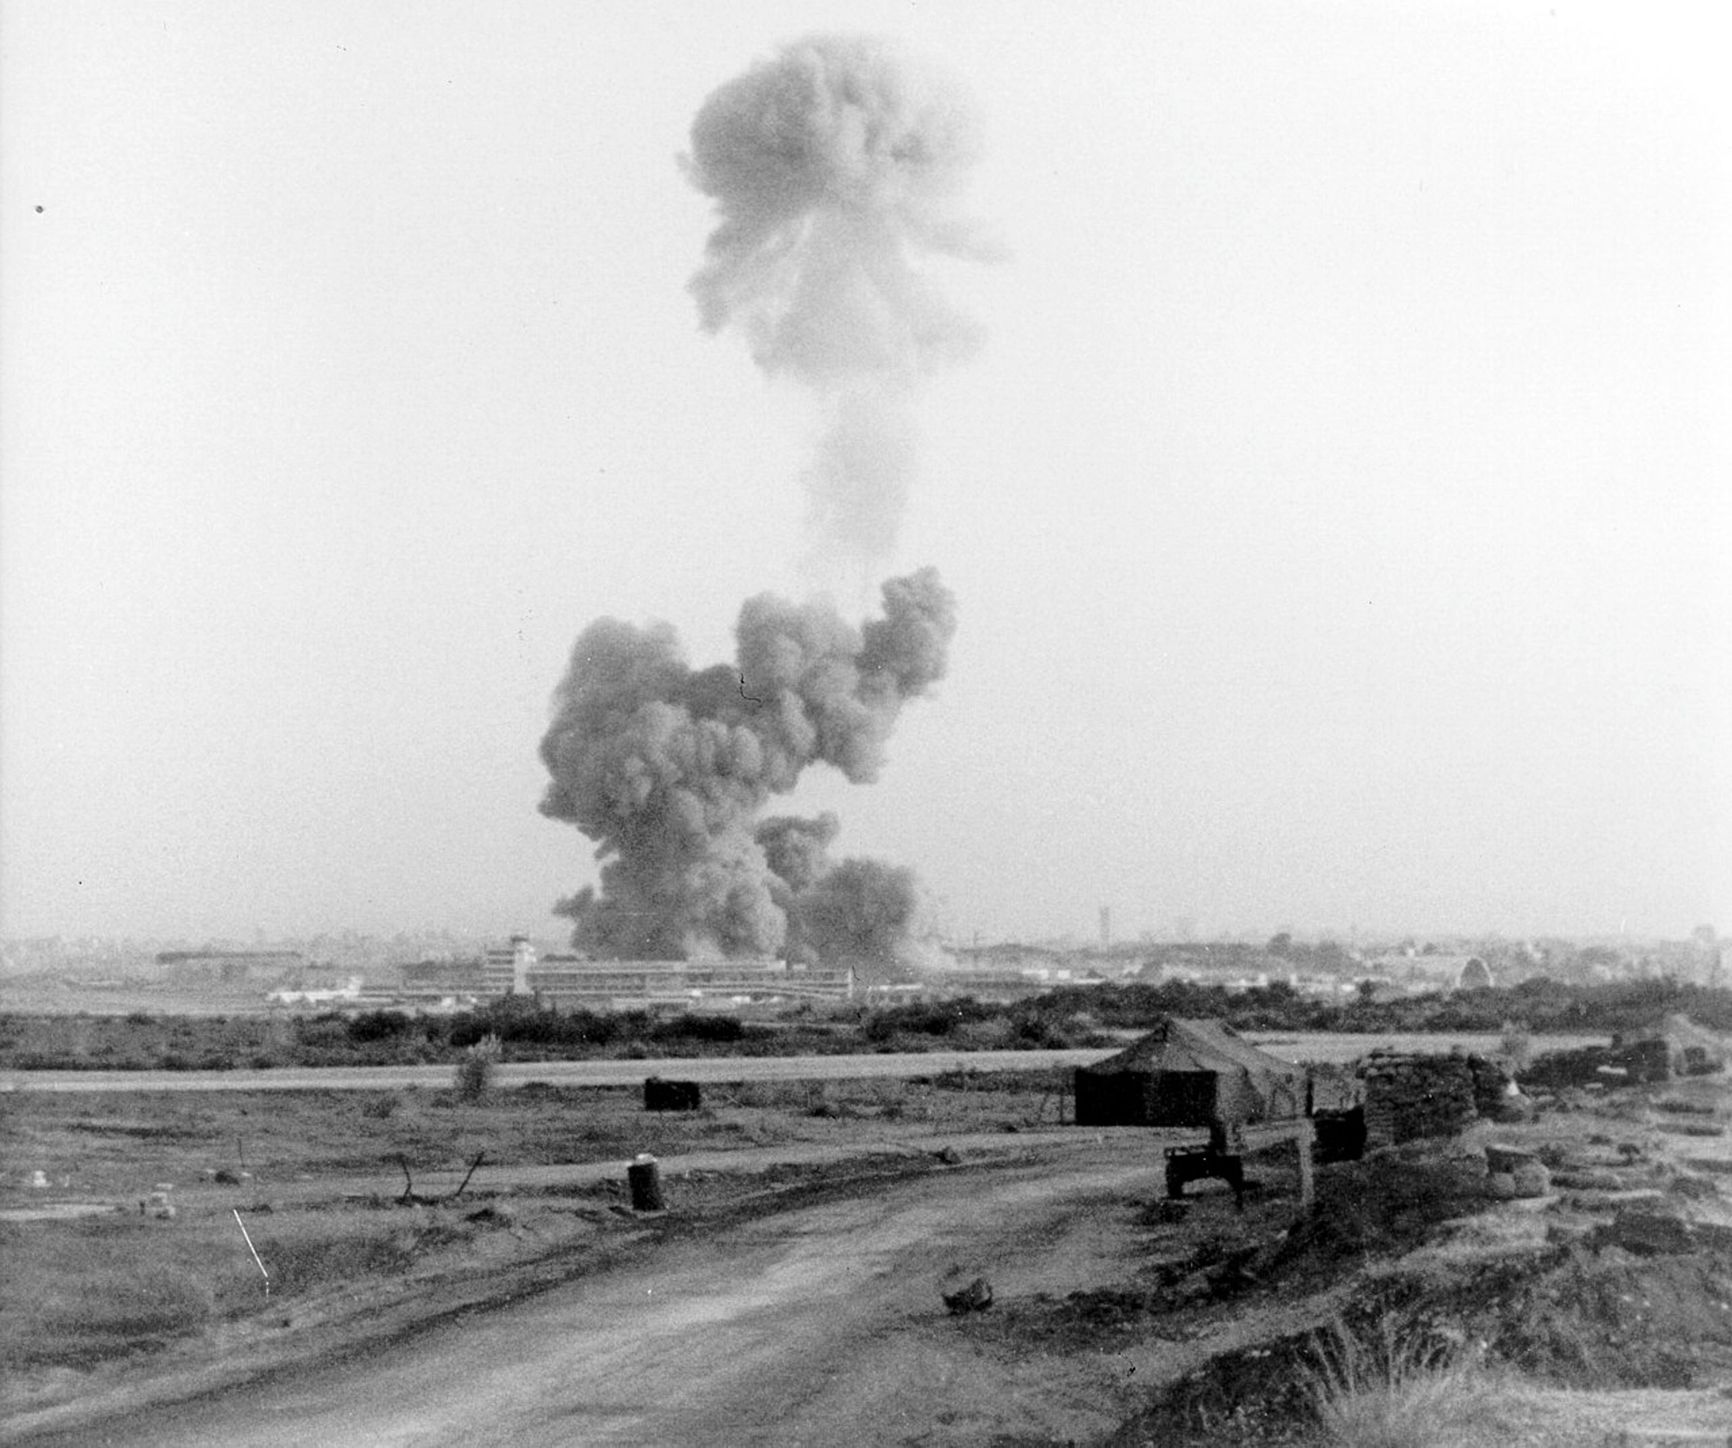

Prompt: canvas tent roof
xmin=1090 ymin=1017 xmax=1304 ymax=1078
xmin=1081 ymin=1017 xmax=1308 ymax=1122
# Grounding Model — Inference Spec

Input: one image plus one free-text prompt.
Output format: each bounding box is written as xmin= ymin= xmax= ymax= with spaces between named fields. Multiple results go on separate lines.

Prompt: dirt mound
xmin=1476 ymin=1239 xmax=1732 ymax=1388
xmin=1113 ymin=1185 xmax=1732 ymax=1443
xmin=1267 ymin=1156 xmax=1489 ymax=1283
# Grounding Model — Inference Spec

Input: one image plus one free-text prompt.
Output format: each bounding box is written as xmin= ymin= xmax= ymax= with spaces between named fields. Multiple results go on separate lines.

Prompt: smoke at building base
xmin=756 ymin=812 xmax=943 ymax=980
xmin=684 ymin=33 xmax=997 ymax=575
xmin=539 ymin=569 xmax=955 ymax=977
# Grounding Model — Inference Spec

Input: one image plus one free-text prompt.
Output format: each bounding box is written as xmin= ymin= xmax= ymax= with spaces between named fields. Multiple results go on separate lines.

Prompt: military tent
xmin=1074 ymin=1017 xmax=1309 ymax=1127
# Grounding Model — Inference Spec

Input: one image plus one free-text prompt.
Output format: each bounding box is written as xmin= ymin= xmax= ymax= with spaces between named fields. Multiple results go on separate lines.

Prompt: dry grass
xmin=1296 ymin=1315 xmax=1728 ymax=1448
xmin=0 ymin=1074 xmax=1059 ymax=1383
xmin=2 ymin=1217 xmax=246 ymax=1367
xmin=1304 ymin=1318 xmax=1543 ymax=1448
xmin=0 ymin=1199 xmax=521 ymax=1374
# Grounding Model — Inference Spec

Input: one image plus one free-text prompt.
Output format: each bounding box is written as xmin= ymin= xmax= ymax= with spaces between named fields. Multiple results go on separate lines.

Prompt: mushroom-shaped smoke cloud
xmin=685 ymin=34 xmax=996 ymax=571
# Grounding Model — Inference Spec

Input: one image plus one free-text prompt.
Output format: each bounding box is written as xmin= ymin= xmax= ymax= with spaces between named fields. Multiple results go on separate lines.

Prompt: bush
xmin=864 ymin=998 xmax=998 ymax=1042
xmin=455 ymin=1034 xmax=500 ymax=1100
xmin=347 ymin=1010 xmax=414 ymax=1044
xmin=1499 ymin=1020 xmax=1533 ymax=1070
xmin=1303 ymin=1318 xmax=1494 ymax=1448
xmin=293 ymin=1016 xmax=351 ymax=1053
xmin=650 ymin=1013 xmax=745 ymax=1045
xmin=449 ymin=1000 xmax=615 ymax=1050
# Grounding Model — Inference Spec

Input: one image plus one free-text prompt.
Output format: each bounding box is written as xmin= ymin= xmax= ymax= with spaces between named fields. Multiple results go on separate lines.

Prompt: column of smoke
xmin=756 ymin=812 xmax=943 ymax=975
xmin=541 ymin=36 xmax=987 ymax=979
xmin=539 ymin=570 xmax=954 ymax=979
xmin=684 ymin=32 xmax=997 ymax=576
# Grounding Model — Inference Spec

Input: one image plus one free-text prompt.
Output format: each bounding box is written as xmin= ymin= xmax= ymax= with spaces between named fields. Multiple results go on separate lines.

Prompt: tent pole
xmin=1295 ymin=1116 xmax=1316 ymax=1210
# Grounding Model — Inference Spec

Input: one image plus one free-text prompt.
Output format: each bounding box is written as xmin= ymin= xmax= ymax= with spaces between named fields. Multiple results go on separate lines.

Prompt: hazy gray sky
xmin=3 ymin=1 xmax=1727 ymax=945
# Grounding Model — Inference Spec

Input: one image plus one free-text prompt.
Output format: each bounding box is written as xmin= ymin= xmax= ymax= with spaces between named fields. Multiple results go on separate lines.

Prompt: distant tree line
xmin=2 ymin=977 xmax=1727 ymax=1071
xmin=1020 ymin=975 xmax=1732 ymax=1037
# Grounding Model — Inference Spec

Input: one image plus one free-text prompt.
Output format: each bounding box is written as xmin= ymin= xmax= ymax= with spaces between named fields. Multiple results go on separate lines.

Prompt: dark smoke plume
xmin=685 ymin=34 xmax=995 ymax=569
xmin=795 ymin=856 xmax=936 ymax=980
xmin=540 ymin=569 xmax=955 ymax=962
xmin=755 ymin=813 xmax=939 ymax=978
xmin=754 ymin=811 xmax=837 ymax=966
xmin=756 ymin=812 xmax=839 ymax=896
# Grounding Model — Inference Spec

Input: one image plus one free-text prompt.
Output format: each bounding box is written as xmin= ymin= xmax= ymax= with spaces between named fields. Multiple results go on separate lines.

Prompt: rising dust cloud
xmin=539 ymin=570 xmax=956 ymax=976
xmin=684 ymin=32 xmax=996 ymax=573
xmin=541 ymin=36 xmax=988 ymax=980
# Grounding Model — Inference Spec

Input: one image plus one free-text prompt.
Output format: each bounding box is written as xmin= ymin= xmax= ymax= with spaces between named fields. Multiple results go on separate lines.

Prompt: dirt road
xmin=0 ymin=1035 xmax=1616 ymax=1094
xmin=0 ymin=1049 xmax=1113 ymax=1094
xmin=22 ymin=1154 xmax=1171 ymax=1448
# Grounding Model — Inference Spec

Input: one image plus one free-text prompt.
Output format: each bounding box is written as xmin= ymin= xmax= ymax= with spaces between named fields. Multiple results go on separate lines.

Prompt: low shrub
xmin=362 ymin=1091 xmax=403 ymax=1119
xmin=864 ymin=997 xmax=998 ymax=1042
xmin=346 ymin=1010 xmax=415 ymax=1044
xmin=1303 ymin=1317 xmax=1512 ymax=1448
xmin=255 ymin=1224 xmax=421 ymax=1297
xmin=455 ymin=1034 xmax=501 ymax=1100
xmin=650 ymin=1013 xmax=746 ymax=1045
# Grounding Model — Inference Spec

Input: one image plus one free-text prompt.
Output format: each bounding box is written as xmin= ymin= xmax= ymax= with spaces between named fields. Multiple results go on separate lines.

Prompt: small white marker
xmin=233 ymin=1208 xmax=270 ymax=1296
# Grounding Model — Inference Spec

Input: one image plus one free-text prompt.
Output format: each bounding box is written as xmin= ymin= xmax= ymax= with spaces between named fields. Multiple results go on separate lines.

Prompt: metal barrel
xmin=627 ymin=1153 xmax=665 ymax=1212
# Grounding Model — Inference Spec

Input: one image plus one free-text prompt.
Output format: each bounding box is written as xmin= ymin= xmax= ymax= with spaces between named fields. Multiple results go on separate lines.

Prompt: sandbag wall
xmin=1617 ymin=1037 xmax=1671 ymax=1084
xmin=1518 ymin=1037 xmax=1672 ymax=1091
xmin=1359 ymin=1053 xmax=1479 ymax=1149
xmin=1519 ymin=1044 xmax=1615 ymax=1090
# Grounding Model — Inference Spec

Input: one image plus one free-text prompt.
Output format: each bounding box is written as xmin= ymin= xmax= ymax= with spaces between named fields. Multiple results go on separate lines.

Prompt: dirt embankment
xmin=1102 ymin=1077 xmax=1732 ymax=1446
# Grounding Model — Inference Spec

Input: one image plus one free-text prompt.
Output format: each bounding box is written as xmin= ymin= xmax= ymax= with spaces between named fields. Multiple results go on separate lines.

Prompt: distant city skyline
xmin=1 ymin=914 xmax=1717 ymax=962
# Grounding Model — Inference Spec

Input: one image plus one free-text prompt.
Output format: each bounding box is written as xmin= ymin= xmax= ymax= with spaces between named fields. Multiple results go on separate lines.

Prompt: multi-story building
xmin=478 ymin=938 xmax=853 ymax=1011
xmin=480 ymin=936 xmax=539 ymax=996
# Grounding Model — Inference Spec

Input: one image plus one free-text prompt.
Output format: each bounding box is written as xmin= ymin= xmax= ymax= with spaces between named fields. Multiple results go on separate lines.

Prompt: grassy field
xmin=0 ymin=1069 xmax=1066 ymax=1406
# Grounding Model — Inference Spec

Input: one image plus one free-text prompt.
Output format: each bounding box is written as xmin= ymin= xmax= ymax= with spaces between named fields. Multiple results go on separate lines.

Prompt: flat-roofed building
xmin=474 ymin=944 xmax=853 ymax=1011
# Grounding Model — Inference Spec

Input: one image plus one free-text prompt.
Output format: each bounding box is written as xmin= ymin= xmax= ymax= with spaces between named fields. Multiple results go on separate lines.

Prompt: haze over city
xmin=3 ymin=1 xmax=1727 ymax=949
